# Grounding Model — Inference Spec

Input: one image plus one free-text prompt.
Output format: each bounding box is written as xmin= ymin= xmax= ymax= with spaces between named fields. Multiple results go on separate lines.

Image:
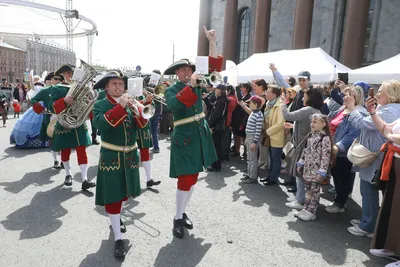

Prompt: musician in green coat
xmin=163 ymin=26 xmax=223 ymax=238
xmin=92 ymin=71 xmax=148 ymax=257
xmin=31 ymin=72 xmax=64 ymax=168
xmin=48 ymin=64 xmax=95 ymax=190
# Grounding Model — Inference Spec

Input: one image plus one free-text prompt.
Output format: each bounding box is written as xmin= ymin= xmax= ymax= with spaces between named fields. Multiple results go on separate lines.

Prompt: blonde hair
xmin=343 ymin=85 xmax=364 ymax=106
xmin=381 ymin=80 xmax=400 ymax=103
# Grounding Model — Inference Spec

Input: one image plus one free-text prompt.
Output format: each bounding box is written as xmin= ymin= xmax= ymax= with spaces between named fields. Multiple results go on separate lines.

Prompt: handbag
xmin=371 ymin=149 xmax=387 ymax=191
xmin=284 ymin=132 xmax=310 ymax=159
xmin=347 ymin=139 xmax=379 ymax=168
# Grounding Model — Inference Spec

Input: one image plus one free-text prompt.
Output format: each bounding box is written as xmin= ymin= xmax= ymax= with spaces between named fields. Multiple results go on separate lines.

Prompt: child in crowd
xmin=12 ymin=100 xmax=21 ymax=118
xmin=296 ymin=114 xmax=333 ymax=221
xmin=240 ymin=95 xmax=264 ymax=184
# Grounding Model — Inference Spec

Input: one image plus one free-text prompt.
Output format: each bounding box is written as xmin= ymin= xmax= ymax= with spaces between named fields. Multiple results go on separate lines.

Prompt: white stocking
xmin=184 ymin=186 xmax=194 ymax=212
xmin=79 ymin=164 xmax=88 ymax=182
xmin=121 ymin=200 xmax=126 ymax=214
xmin=108 ymin=213 xmax=122 ymax=241
xmin=63 ymin=161 xmax=71 ymax=176
xmin=51 ymin=150 xmax=58 ymax=162
xmin=142 ymin=160 xmax=152 ymax=181
xmin=175 ymin=189 xmax=187 ymax=220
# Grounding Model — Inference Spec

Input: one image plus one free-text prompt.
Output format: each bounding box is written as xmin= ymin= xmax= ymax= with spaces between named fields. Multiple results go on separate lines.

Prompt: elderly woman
xmin=346 ymin=80 xmax=400 ymax=237
xmin=366 ymin=81 xmax=400 ymax=266
xmin=283 ymin=87 xmax=324 ymax=210
xmin=325 ymin=86 xmax=364 ymax=214
xmin=260 ymin=85 xmax=285 ymax=185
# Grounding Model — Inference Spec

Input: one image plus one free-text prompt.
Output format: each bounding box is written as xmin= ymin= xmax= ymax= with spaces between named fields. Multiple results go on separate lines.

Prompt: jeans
xmin=245 ymin=134 xmax=259 ymax=179
xmin=212 ymin=131 xmax=224 ymax=170
xmin=296 ymin=177 xmax=306 ymax=204
xmin=331 ymin=157 xmax=356 ymax=207
xmin=268 ymin=147 xmax=283 ymax=182
xmin=359 ymin=179 xmax=379 ymax=233
xmin=150 ymin=114 xmax=161 ymax=149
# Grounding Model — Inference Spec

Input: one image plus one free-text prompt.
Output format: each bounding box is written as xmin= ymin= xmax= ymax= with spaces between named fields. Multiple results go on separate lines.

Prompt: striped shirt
xmin=245 ymin=110 xmax=263 ymax=143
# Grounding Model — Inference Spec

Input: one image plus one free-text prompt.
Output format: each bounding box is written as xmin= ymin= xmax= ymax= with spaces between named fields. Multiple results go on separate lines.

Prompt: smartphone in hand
xmin=368 ymin=88 xmax=374 ymax=98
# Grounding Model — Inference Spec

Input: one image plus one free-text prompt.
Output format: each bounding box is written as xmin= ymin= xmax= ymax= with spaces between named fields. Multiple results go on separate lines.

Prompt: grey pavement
xmin=0 ymin=116 xmax=389 ymax=267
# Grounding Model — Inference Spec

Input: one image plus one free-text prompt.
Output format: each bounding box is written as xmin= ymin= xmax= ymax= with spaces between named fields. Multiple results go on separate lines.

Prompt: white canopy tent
xmin=349 ymin=53 xmax=400 ymax=84
xmin=222 ymin=47 xmax=351 ymax=84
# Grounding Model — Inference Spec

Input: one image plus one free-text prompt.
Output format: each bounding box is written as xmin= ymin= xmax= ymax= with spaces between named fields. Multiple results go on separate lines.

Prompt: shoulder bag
xmin=347 ymin=139 xmax=379 ymax=168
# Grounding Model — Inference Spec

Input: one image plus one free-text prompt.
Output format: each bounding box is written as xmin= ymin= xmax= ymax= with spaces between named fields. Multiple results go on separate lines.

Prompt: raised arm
xmin=281 ymin=103 xmax=312 ymax=122
xmin=269 ymin=63 xmax=290 ymax=89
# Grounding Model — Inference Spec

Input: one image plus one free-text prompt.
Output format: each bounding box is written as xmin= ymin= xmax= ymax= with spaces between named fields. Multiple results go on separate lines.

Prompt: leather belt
xmin=173 ymin=112 xmax=205 ymax=127
xmin=101 ymin=141 xmax=138 ymax=152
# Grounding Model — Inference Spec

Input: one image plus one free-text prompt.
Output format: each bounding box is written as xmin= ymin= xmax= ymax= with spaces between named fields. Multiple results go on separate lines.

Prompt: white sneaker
xmin=325 ymin=203 xmax=345 ymax=213
xmin=386 ymin=261 xmax=400 ymax=267
xmin=347 ymin=225 xmax=374 ymax=238
xmin=287 ymin=196 xmax=295 ymax=202
xmin=294 ymin=209 xmax=307 ymax=218
xmin=350 ymin=219 xmax=361 ymax=227
xmin=370 ymin=249 xmax=397 ymax=259
xmin=298 ymin=210 xmax=316 ymax=221
xmin=285 ymin=200 xmax=304 ymax=210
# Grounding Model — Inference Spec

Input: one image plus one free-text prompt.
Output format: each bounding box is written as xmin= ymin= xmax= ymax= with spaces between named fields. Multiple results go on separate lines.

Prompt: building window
xmin=363 ymin=0 xmax=375 ymax=63
xmin=237 ymin=7 xmax=251 ymax=63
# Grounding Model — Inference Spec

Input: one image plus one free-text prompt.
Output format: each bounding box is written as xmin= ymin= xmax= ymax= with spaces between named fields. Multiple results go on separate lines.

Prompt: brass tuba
xmin=57 ymin=60 xmax=98 ymax=129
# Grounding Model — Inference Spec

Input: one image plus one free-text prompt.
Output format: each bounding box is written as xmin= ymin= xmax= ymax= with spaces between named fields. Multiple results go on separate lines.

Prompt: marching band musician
xmin=92 ymin=71 xmax=148 ymax=257
xmin=137 ymin=80 xmax=161 ymax=188
xmin=48 ymin=64 xmax=95 ymax=190
xmin=163 ymin=26 xmax=222 ymax=238
xmin=31 ymin=72 xmax=64 ymax=168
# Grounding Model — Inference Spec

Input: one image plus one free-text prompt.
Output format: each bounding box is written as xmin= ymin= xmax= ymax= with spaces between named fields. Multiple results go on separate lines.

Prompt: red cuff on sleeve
xmin=33 ymin=103 xmax=45 ymax=114
xmin=176 ymin=86 xmax=198 ymax=108
xmin=53 ymin=98 xmax=67 ymax=114
xmin=104 ymin=104 xmax=128 ymax=127
xmin=133 ymin=105 xmax=149 ymax=129
xmin=89 ymin=111 xmax=94 ymax=120
xmin=209 ymin=55 xmax=223 ymax=73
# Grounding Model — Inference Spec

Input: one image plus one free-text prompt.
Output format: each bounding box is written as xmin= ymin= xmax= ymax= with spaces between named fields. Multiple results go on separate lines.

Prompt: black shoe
xmin=53 ymin=161 xmax=61 ymax=169
xmin=287 ymin=187 xmax=297 ymax=193
xmin=182 ymin=213 xmax=193 ymax=229
xmin=146 ymin=179 xmax=161 ymax=187
xmin=114 ymin=239 xmax=126 ymax=257
xmin=152 ymin=147 xmax=160 ymax=154
xmin=280 ymin=180 xmax=295 ymax=186
xmin=207 ymin=166 xmax=221 ymax=172
xmin=92 ymin=139 xmax=99 ymax=145
xmin=64 ymin=175 xmax=72 ymax=186
xmin=263 ymin=180 xmax=277 ymax=186
xmin=259 ymin=177 xmax=269 ymax=183
xmin=82 ymin=180 xmax=96 ymax=190
xmin=172 ymin=219 xmax=184 ymax=238
xmin=120 ymin=219 xmax=127 ymax=233
xmin=60 ymin=162 xmax=64 ymax=169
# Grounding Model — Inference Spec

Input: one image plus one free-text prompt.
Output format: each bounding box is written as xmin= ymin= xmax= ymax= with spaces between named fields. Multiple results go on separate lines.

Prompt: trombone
xmin=143 ymin=86 xmax=168 ymax=106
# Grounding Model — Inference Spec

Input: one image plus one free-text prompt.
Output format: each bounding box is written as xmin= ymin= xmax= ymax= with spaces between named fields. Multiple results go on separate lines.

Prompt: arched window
xmin=237 ymin=8 xmax=251 ymax=63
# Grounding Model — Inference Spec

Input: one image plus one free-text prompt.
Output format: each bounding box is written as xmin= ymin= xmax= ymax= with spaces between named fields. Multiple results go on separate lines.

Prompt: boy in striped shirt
xmin=241 ymin=95 xmax=264 ymax=184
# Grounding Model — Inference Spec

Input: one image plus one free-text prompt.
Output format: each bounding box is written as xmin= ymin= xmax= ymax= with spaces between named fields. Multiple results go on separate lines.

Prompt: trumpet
xmin=143 ymin=87 xmax=168 ymax=106
xmin=191 ymin=71 xmax=223 ymax=88
xmin=126 ymin=95 xmax=155 ymax=120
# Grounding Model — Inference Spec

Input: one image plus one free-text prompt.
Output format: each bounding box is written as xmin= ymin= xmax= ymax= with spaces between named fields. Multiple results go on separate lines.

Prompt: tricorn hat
xmin=93 ymin=70 xmax=128 ymax=90
xmin=164 ymin=59 xmax=195 ymax=75
xmin=55 ymin=63 xmax=75 ymax=76
xmin=44 ymin=72 xmax=55 ymax=82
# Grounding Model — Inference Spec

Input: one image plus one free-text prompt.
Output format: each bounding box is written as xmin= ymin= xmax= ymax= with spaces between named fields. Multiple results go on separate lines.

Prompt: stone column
xmin=254 ymin=0 xmax=272 ymax=53
xmin=341 ymin=0 xmax=370 ymax=68
xmin=292 ymin=0 xmax=315 ymax=49
xmin=222 ymin=0 xmax=239 ymax=67
xmin=197 ymin=0 xmax=211 ymax=56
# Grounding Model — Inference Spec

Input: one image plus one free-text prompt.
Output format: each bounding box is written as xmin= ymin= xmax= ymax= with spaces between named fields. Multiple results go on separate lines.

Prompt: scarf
xmin=380 ymin=142 xmax=400 ymax=181
xmin=264 ymin=98 xmax=277 ymax=118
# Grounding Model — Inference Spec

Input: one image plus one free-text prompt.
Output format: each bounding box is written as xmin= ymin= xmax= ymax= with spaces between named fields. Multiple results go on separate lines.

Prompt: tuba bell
xmin=57 ymin=60 xmax=99 ymax=129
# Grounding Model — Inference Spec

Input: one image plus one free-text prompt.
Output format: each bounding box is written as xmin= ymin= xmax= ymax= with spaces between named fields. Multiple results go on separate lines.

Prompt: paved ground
xmin=0 ymin=115 xmax=390 ymax=267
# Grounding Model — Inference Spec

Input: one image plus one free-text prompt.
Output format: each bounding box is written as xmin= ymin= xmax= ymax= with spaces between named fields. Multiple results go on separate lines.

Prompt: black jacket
xmin=206 ymin=95 xmax=228 ymax=132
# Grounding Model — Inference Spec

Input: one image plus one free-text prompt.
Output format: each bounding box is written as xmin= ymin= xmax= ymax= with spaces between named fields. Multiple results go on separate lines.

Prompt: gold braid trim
xmin=55 ymin=128 xmax=72 ymax=135
xmin=99 ymin=153 xmax=121 ymax=171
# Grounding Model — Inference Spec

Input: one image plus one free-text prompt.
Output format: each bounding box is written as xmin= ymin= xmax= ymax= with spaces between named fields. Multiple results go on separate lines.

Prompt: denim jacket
xmin=330 ymin=107 xmax=361 ymax=158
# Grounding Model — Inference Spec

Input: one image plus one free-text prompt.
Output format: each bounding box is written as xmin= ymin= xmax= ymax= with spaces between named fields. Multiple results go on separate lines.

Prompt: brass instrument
xmin=194 ymin=71 xmax=224 ymax=88
xmin=143 ymin=86 xmax=168 ymax=106
xmin=126 ymin=96 xmax=155 ymax=120
xmin=57 ymin=60 xmax=99 ymax=129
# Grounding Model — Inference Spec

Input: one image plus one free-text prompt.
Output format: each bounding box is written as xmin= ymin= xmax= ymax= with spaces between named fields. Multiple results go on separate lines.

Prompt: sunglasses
xmin=52 ymin=77 xmax=62 ymax=81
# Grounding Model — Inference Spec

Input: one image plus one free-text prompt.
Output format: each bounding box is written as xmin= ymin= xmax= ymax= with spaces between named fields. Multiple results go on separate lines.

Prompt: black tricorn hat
xmin=55 ymin=63 xmax=75 ymax=75
xmin=163 ymin=59 xmax=195 ymax=75
xmin=44 ymin=72 xmax=55 ymax=82
xmin=93 ymin=70 xmax=128 ymax=90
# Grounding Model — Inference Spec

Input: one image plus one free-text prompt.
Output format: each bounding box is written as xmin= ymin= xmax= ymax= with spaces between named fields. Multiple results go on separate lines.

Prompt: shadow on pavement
xmin=79 ymin=230 xmax=131 ymax=267
xmin=1 ymin=146 xmax=46 ymax=161
xmin=199 ymin=164 xmax=237 ymax=191
xmin=153 ymin=234 xmax=212 ymax=267
xmin=0 ymin=167 xmax=59 ymax=194
xmin=286 ymin=203 xmax=387 ymax=266
xmin=1 ymin=185 xmax=80 ymax=239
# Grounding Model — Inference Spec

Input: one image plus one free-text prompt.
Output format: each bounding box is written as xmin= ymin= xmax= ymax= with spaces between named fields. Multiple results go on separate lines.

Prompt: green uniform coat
xmin=93 ymin=96 xmax=142 ymax=205
xmin=48 ymin=84 xmax=91 ymax=151
xmin=165 ymin=82 xmax=218 ymax=178
xmin=31 ymin=86 xmax=53 ymax=142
